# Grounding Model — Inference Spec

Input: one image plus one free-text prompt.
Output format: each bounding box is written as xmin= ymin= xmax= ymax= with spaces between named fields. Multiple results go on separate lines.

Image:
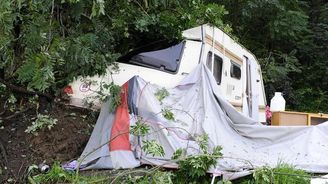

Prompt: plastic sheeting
xmin=79 ymin=63 xmax=328 ymax=179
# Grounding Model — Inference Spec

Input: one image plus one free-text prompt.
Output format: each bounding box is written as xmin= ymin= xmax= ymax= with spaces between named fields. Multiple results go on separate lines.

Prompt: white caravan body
xmin=68 ymin=24 xmax=267 ymax=122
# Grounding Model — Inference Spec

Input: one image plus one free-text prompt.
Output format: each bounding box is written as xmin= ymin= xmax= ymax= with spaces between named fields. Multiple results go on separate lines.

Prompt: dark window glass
xmin=206 ymin=52 xmax=213 ymax=70
xmin=128 ymin=42 xmax=184 ymax=73
xmin=206 ymin=51 xmax=223 ymax=84
xmin=230 ymin=61 xmax=241 ymax=80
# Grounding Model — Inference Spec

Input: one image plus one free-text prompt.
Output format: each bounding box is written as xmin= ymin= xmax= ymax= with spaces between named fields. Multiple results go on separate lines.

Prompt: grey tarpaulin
xmin=79 ymin=63 xmax=328 ymax=180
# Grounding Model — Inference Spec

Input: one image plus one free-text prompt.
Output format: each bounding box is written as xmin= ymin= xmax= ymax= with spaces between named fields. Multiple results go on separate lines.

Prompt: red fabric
xmin=109 ymin=82 xmax=131 ymax=151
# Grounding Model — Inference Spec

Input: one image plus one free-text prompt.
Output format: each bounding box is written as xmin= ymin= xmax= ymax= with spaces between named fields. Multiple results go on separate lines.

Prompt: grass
xmin=233 ymin=163 xmax=311 ymax=184
xmin=28 ymin=162 xmax=312 ymax=184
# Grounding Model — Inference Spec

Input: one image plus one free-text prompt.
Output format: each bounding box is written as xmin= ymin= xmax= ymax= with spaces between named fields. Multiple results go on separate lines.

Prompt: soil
xmin=0 ymin=99 xmax=98 ymax=183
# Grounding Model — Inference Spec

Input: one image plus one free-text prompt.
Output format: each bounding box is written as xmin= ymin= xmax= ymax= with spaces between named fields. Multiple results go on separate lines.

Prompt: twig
xmin=220 ymin=156 xmax=255 ymax=170
xmin=109 ymin=169 xmax=154 ymax=184
xmin=86 ymin=168 xmax=157 ymax=184
xmin=46 ymin=0 xmax=55 ymax=51
xmin=0 ymin=138 xmax=8 ymax=165
xmin=0 ymin=101 xmax=7 ymax=116
xmin=15 ymin=161 xmax=25 ymax=184
xmin=75 ymin=131 xmax=130 ymax=179
xmin=131 ymin=0 xmax=150 ymax=17
xmin=0 ymin=111 xmax=5 ymax=116
xmin=0 ymin=108 xmax=30 ymax=120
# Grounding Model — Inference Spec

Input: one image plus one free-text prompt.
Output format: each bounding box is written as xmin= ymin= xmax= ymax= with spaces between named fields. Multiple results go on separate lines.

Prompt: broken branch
xmin=0 ymin=78 xmax=54 ymax=101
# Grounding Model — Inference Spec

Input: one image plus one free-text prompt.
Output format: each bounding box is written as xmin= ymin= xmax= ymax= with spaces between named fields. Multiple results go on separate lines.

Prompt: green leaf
xmin=155 ymin=88 xmax=169 ymax=103
xmin=142 ymin=140 xmax=165 ymax=157
xmin=162 ymin=108 xmax=175 ymax=121
xmin=172 ymin=148 xmax=186 ymax=160
xmin=130 ymin=119 xmax=150 ymax=136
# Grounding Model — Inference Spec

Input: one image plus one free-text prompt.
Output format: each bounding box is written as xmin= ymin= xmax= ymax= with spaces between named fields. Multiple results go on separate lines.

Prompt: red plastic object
xmin=64 ymin=86 xmax=73 ymax=94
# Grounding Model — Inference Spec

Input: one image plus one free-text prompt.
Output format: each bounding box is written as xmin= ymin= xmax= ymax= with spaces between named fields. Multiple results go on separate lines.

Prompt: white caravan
xmin=66 ymin=24 xmax=267 ymax=122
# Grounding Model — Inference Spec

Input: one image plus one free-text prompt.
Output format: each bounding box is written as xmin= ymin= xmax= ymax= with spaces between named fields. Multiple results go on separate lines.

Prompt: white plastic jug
xmin=270 ymin=92 xmax=286 ymax=112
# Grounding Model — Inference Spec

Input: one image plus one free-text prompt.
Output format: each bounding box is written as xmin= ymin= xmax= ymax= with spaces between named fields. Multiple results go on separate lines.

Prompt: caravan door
xmin=243 ymin=57 xmax=259 ymax=121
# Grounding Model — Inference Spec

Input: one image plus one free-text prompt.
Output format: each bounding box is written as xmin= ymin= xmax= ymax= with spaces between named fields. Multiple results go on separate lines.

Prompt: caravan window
xmin=127 ymin=42 xmax=184 ymax=73
xmin=206 ymin=51 xmax=223 ymax=84
xmin=230 ymin=60 xmax=241 ymax=80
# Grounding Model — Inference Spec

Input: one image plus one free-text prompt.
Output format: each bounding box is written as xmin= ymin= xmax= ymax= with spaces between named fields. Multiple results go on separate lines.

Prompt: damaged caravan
xmin=72 ymin=25 xmax=328 ymax=180
xmin=66 ymin=24 xmax=267 ymax=122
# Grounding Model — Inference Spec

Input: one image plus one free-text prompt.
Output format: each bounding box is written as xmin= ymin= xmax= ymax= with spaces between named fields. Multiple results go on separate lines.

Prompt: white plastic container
xmin=270 ymin=92 xmax=286 ymax=112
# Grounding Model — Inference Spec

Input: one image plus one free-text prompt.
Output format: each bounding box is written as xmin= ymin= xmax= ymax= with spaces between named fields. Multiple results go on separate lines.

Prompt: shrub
xmin=25 ymin=114 xmax=58 ymax=136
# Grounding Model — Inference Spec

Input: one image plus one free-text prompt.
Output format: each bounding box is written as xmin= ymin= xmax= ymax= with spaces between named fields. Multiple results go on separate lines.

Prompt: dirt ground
xmin=0 ymin=99 xmax=98 ymax=183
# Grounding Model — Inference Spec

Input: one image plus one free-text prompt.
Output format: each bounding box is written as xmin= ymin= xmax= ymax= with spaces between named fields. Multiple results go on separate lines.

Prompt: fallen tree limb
xmin=0 ymin=108 xmax=31 ymax=120
xmin=0 ymin=78 xmax=54 ymax=101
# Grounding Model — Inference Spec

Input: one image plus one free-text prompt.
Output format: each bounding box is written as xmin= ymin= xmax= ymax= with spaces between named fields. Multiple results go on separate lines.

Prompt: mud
xmin=0 ymin=101 xmax=98 ymax=183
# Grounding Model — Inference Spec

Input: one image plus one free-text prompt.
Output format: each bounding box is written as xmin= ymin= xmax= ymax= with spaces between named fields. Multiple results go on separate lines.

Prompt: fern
xmin=17 ymin=60 xmax=36 ymax=83
xmin=17 ymin=52 xmax=55 ymax=92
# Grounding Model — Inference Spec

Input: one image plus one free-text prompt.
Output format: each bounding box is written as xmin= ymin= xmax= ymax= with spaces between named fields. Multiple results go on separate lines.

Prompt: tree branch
xmin=0 ymin=78 xmax=54 ymax=101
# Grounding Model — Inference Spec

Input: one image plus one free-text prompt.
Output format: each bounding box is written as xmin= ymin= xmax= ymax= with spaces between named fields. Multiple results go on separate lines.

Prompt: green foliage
xmin=0 ymin=84 xmax=6 ymax=94
xmin=145 ymin=170 xmax=174 ymax=184
xmin=131 ymin=117 xmax=165 ymax=157
xmin=28 ymin=95 xmax=40 ymax=110
xmin=273 ymin=164 xmax=310 ymax=184
xmin=7 ymin=93 xmax=17 ymax=112
xmin=96 ymin=82 xmax=121 ymax=112
xmin=17 ymin=52 xmax=55 ymax=92
xmin=29 ymin=162 xmax=70 ymax=184
xmin=219 ymin=180 xmax=232 ymax=184
xmin=173 ymin=133 xmax=223 ymax=184
xmin=260 ymin=50 xmax=301 ymax=87
xmin=172 ymin=148 xmax=186 ymax=160
xmin=28 ymin=162 xmax=107 ymax=184
xmin=196 ymin=134 xmax=210 ymax=152
xmin=253 ymin=166 xmax=274 ymax=184
xmin=142 ymin=140 xmax=165 ymax=157
xmin=248 ymin=163 xmax=311 ymax=184
xmin=293 ymin=88 xmax=328 ymax=113
xmin=7 ymin=93 xmax=17 ymax=104
xmin=25 ymin=114 xmax=58 ymax=136
xmin=0 ymin=0 xmax=228 ymax=97
xmin=91 ymin=0 xmax=105 ymax=17
xmin=269 ymin=10 xmax=309 ymax=42
xmin=162 ymin=108 xmax=175 ymax=121
xmin=155 ymin=87 xmax=169 ymax=103
xmin=130 ymin=119 xmax=150 ymax=136
xmin=0 ymin=0 xmax=15 ymax=71
xmin=107 ymin=84 xmax=122 ymax=112
xmin=123 ymin=170 xmax=174 ymax=184
xmin=81 ymin=80 xmax=122 ymax=111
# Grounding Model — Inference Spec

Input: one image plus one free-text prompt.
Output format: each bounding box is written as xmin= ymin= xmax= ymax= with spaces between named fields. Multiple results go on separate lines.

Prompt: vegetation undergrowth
xmin=28 ymin=162 xmax=313 ymax=184
xmin=25 ymin=114 xmax=58 ymax=136
xmin=28 ymin=162 xmax=108 ymax=184
xmin=236 ymin=163 xmax=311 ymax=184
xmin=28 ymin=118 xmax=224 ymax=184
